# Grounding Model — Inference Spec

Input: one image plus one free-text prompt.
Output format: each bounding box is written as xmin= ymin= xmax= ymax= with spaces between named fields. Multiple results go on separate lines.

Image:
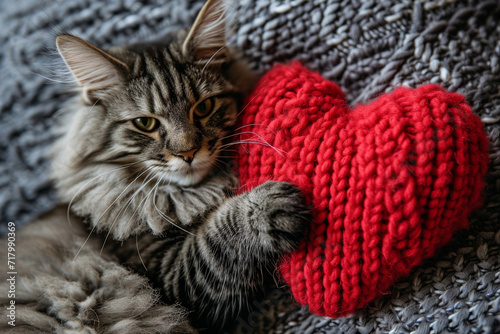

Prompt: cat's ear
xmin=182 ymin=0 xmax=229 ymax=64
xmin=56 ymin=35 xmax=128 ymax=98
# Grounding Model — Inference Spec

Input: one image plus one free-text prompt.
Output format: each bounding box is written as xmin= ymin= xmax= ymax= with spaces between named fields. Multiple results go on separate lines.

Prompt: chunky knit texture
xmin=236 ymin=62 xmax=489 ymax=318
xmin=2 ymin=0 xmax=500 ymax=332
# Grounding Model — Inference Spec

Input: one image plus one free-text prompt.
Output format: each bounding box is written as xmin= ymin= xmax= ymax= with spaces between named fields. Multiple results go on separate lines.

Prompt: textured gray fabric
xmin=0 ymin=0 xmax=499 ymax=333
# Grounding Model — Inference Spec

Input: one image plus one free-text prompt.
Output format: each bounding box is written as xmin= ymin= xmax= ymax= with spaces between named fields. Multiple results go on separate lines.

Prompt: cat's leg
xmin=0 ymin=207 xmax=196 ymax=334
xmin=146 ymin=181 xmax=310 ymax=331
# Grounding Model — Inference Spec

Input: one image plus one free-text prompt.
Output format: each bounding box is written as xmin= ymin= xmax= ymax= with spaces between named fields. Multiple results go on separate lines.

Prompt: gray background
xmin=1 ymin=0 xmax=499 ymax=332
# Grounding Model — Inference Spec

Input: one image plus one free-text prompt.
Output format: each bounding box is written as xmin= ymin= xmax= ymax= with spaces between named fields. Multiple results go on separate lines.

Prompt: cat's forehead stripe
xmin=150 ymin=82 xmax=165 ymax=115
xmin=143 ymin=76 xmax=155 ymax=115
xmin=132 ymin=52 xmax=146 ymax=77
xmin=151 ymin=50 xmax=181 ymax=105
xmin=138 ymin=48 xmax=205 ymax=109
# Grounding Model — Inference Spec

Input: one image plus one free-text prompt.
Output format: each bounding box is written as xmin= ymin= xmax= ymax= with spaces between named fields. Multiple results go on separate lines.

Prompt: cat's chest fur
xmin=55 ymin=158 xmax=239 ymax=239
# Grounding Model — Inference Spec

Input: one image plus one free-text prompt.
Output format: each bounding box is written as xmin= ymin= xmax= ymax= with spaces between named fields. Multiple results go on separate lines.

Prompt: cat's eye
xmin=193 ymin=97 xmax=215 ymax=119
xmin=132 ymin=117 xmax=159 ymax=132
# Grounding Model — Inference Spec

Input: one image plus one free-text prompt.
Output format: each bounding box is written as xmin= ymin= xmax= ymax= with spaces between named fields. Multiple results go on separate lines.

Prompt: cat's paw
xmin=246 ymin=181 xmax=311 ymax=253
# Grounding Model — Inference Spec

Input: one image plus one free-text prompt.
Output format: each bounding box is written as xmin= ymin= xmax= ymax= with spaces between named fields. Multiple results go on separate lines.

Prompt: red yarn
xmin=235 ymin=62 xmax=489 ymax=317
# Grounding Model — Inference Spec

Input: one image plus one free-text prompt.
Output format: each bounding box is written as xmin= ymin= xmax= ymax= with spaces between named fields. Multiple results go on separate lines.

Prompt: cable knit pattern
xmin=236 ymin=62 xmax=489 ymax=318
xmin=1 ymin=0 xmax=500 ymax=332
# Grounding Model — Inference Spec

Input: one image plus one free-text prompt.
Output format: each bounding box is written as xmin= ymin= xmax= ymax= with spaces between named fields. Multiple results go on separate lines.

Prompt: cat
xmin=0 ymin=0 xmax=310 ymax=333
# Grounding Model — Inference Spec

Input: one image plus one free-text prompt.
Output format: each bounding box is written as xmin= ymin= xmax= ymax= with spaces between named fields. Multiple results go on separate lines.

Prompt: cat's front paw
xmin=247 ymin=181 xmax=311 ymax=253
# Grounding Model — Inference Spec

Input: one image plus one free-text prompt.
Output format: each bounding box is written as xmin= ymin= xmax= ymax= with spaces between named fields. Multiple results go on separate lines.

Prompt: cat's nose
xmin=174 ymin=148 xmax=199 ymax=164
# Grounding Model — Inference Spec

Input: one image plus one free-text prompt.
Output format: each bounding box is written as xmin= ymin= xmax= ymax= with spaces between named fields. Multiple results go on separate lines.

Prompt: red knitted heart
xmin=235 ymin=62 xmax=489 ymax=318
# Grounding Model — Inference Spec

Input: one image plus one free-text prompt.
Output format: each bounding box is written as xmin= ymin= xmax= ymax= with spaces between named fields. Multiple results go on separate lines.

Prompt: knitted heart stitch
xmin=235 ymin=62 xmax=489 ymax=318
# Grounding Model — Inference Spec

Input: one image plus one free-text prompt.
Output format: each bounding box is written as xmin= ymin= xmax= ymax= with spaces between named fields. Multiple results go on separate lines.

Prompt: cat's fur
xmin=0 ymin=0 xmax=310 ymax=332
xmin=0 ymin=207 xmax=196 ymax=333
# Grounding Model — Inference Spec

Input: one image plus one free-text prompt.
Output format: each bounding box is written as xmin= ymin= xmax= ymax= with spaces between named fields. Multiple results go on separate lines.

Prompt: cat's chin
xmin=158 ymin=167 xmax=210 ymax=187
xmin=161 ymin=154 xmax=216 ymax=187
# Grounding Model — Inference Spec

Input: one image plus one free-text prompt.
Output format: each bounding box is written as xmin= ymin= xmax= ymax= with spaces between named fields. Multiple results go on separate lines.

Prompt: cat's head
xmin=54 ymin=0 xmax=253 ymax=188
xmin=51 ymin=0 xmax=254 ymax=238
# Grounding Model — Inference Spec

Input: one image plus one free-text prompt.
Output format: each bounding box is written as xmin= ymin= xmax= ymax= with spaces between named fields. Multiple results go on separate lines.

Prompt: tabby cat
xmin=0 ymin=0 xmax=310 ymax=333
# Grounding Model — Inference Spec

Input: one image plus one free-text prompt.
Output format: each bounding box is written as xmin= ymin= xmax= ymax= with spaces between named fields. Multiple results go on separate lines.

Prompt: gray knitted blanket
xmin=1 ymin=0 xmax=499 ymax=333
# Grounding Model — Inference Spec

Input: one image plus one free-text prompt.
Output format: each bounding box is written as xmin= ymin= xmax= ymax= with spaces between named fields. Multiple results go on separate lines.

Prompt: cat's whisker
xmin=220 ymin=132 xmax=276 ymax=148
xmin=119 ymin=173 xmax=165 ymax=271
xmin=124 ymin=168 xmax=158 ymax=216
xmin=213 ymin=163 xmax=230 ymax=173
xmin=218 ymin=140 xmax=246 ymax=149
xmin=215 ymin=156 xmax=236 ymax=165
xmin=218 ymin=130 xmax=285 ymax=157
xmin=213 ymin=156 xmax=230 ymax=166
xmin=66 ymin=161 xmax=146 ymax=228
xmin=84 ymin=164 xmax=150 ymax=223
xmin=200 ymin=44 xmax=228 ymax=72
xmin=234 ymin=123 xmax=276 ymax=134
xmin=94 ymin=165 xmax=155 ymax=235
xmin=238 ymin=131 xmax=286 ymax=154
xmin=89 ymin=97 xmax=102 ymax=112
xmin=152 ymin=181 xmax=195 ymax=236
xmin=29 ymin=70 xmax=74 ymax=84
xmin=73 ymin=224 xmax=98 ymax=261
xmin=219 ymin=148 xmax=239 ymax=153
xmin=136 ymin=234 xmax=147 ymax=272
xmin=137 ymin=173 xmax=169 ymax=238
xmin=212 ymin=160 xmax=233 ymax=177
xmin=236 ymin=81 xmax=268 ymax=118
xmin=152 ymin=175 xmax=172 ymax=225
xmin=233 ymin=123 xmax=266 ymax=131
xmin=99 ymin=168 xmax=157 ymax=254
xmin=271 ymin=264 xmax=284 ymax=288
xmin=152 ymin=200 xmax=191 ymax=235
xmin=73 ymin=165 xmax=149 ymax=259
xmin=219 ymin=131 xmax=267 ymax=141
xmin=122 ymin=169 xmax=161 ymax=232
xmin=220 ymin=140 xmax=287 ymax=157
xmin=212 ymin=160 xmax=234 ymax=180
xmin=219 ymin=133 xmax=243 ymax=141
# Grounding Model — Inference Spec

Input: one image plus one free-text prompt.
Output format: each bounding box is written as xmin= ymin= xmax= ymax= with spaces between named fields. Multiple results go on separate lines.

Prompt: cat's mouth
xmin=155 ymin=157 xmax=214 ymax=187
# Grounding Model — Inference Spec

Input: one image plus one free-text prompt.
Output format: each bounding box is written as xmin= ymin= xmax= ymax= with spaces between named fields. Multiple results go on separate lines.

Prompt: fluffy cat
xmin=0 ymin=0 xmax=310 ymax=333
